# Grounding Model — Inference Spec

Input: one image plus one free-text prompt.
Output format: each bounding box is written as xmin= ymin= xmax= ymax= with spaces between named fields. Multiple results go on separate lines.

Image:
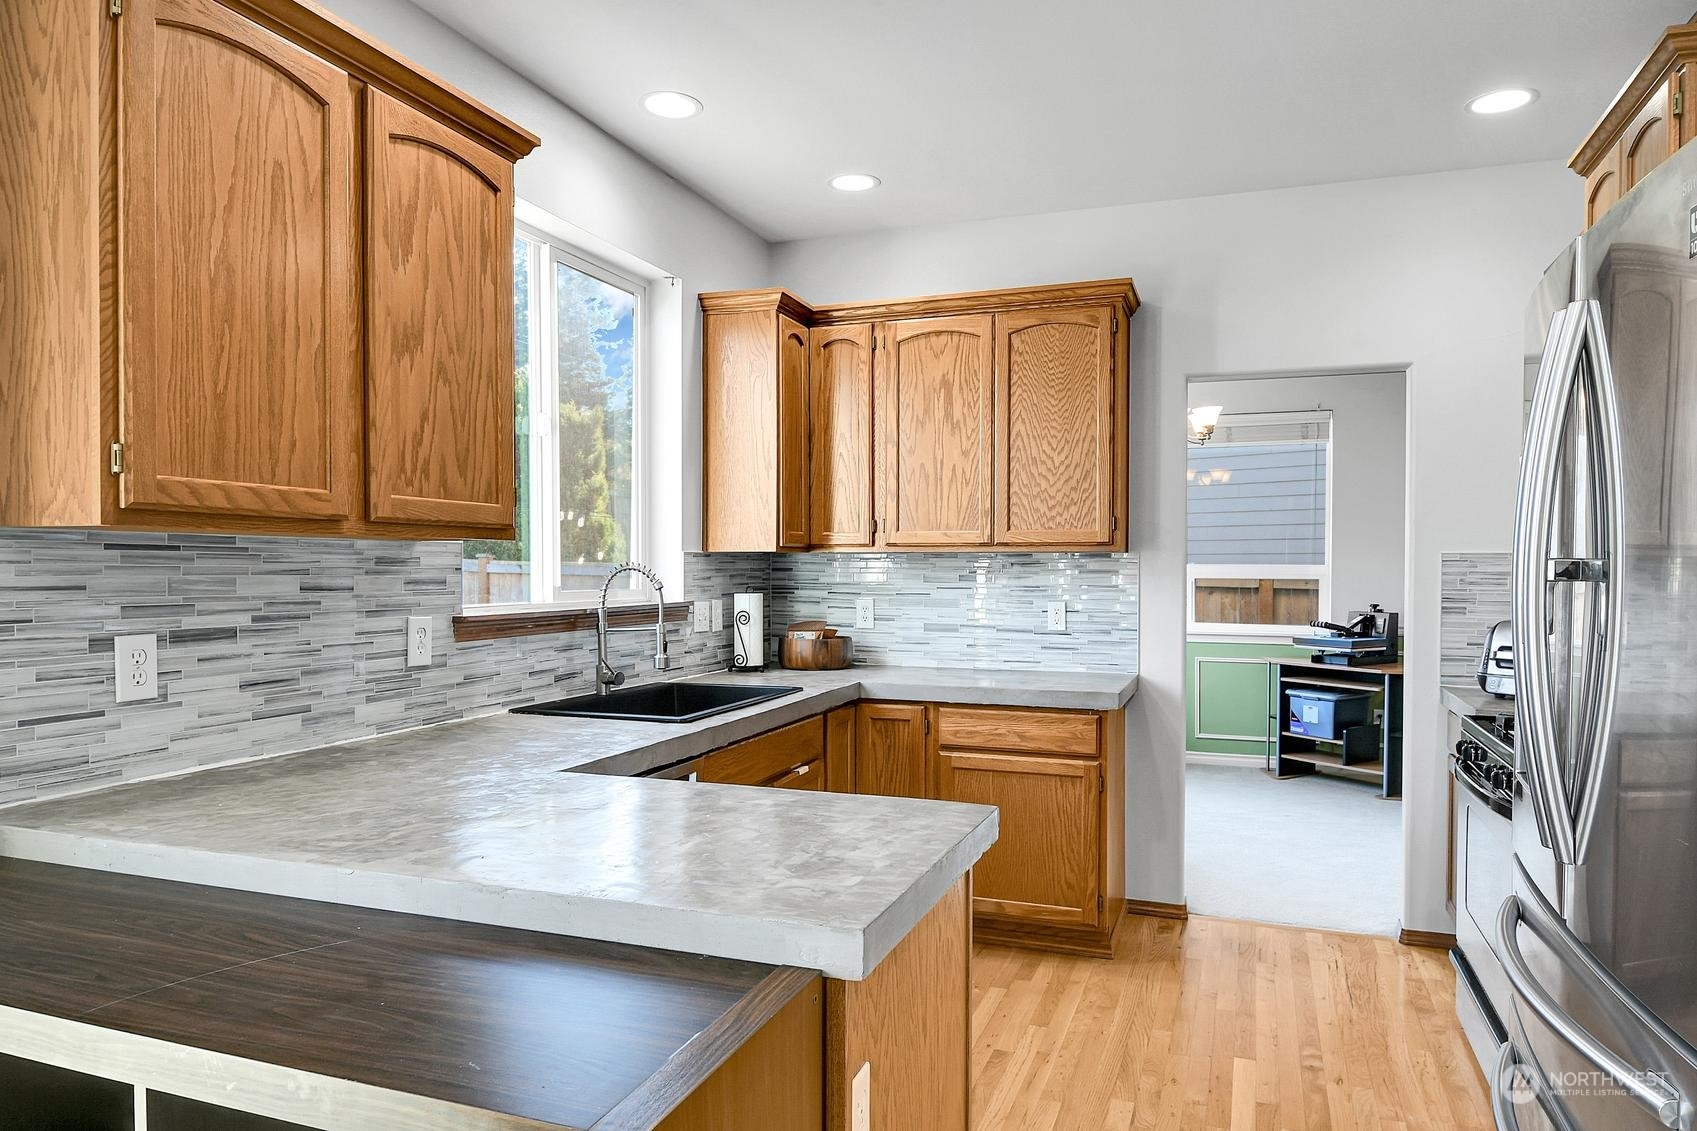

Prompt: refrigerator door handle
xmin=1570 ymin=299 xmax=1625 ymax=865
xmin=1498 ymin=892 xmax=1689 ymax=1128
xmin=1514 ymin=305 xmax=1582 ymax=861
xmin=1492 ymin=1041 xmax=1583 ymax=1131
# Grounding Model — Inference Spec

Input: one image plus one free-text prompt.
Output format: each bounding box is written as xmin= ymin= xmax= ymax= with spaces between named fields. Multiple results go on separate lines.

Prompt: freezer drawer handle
xmin=1491 ymin=1041 xmax=1579 ymax=1131
xmin=1497 ymin=894 xmax=1687 ymax=1128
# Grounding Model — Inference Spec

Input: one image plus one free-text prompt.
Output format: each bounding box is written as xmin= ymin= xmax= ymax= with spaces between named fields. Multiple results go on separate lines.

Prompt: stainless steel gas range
xmin=1450 ymin=711 xmax=1517 ymax=1077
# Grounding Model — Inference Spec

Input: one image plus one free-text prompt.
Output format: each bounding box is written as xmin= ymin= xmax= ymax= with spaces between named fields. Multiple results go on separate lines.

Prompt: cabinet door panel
xmin=937 ymin=749 xmax=1100 ymax=927
xmin=1623 ymin=86 xmax=1672 ymax=191
xmin=1586 ymin=153 xmax=1623 ymax=230
xmin=777 ymin=314 xmax=811 ymax=549
xmin=119 ymin=0 xmax=357 ymax=519
xmin=854 ymin=703 xmax=926 ymax=798
xmin=994 ymin=306 xmax=1114 ymax=544
xmin=808 ymin=324 xmax=875 ymax=547
xmin=880 ymin=316 xmax=994 ymax=545
xmin=365 ymin=89 xmax=514 ymax=528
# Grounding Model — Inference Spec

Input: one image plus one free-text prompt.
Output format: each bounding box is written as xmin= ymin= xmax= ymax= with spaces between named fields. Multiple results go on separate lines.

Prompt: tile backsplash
xmin=768 ymin=553 xmax=1140 ymax=671
xmin=0 ymin=531 xmax=763 ymax=806
xmin=1440 ymin=553 xmax=1512 ymax=683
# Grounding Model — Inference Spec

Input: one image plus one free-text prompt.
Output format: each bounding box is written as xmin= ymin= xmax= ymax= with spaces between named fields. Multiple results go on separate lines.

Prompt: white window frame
xmin=1186 ymin=412 xmax=1333 ymax=638
xmin=465 ymin=224 xmax=651 ymax=614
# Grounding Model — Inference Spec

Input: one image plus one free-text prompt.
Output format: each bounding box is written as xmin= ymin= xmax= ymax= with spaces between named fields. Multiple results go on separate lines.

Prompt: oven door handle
xmin=1497 ymin=893 xmax=1688 ymax=1128
xmin=1450 ymin=760 xmax=1509 ymax=819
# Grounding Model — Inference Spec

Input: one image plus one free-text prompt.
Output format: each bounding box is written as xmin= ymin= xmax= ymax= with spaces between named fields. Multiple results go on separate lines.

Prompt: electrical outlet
xmin=692 ymin=600 xmax=711 ymax=633
xmin=710 ymin=599 xmax=724 ymax=632
xmin=406 ymin=616 xmax=432 ymax=668
xmin=113 ymin=632 xmax=158 ymax=704
xmin=855 ymin=597 xmax=875 ymax=630
xmin=851 ymin=1061 xmax=871 ymax=1131
xmin=1046 ymin=601 xmax=1068 ymax=632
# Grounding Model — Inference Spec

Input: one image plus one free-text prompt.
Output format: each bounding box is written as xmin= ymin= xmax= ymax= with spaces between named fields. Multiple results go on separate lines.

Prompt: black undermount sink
xmin=512 ymin=681 xmax=802 ymax=724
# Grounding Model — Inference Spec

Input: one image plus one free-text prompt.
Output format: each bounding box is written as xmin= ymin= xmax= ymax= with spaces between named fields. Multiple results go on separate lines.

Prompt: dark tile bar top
xmin=0 ymin=858 xmax=816 ymax=1131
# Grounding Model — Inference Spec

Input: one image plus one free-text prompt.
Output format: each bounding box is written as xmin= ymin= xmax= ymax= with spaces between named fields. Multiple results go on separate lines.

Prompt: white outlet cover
xmin=855 ymin=597 xmax=875 ymax=629
xmin=114 ymin=632 xmax=158 ymax=704
xmin=710 ymin=599 xmax=724 ymax=632
xmin=1046 ymin=601 xmax=1068 ymax=632
xmin=851 ymin=1061 xmax=871 ymax=1131
xmin=692 ymin=600 xmax=711 ymax=632
xmin=406 ymin=616 xmax=432 ymax=668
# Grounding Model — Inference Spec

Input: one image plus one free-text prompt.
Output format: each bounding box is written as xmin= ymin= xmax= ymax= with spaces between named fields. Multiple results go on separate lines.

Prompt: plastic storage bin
xmin=1287 ymin=687 xmax=1373 ymax=740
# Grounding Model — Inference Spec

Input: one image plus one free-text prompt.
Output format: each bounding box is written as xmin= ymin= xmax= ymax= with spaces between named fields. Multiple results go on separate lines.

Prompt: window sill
xmin=452 ymin=601 xmax=688 ymax=643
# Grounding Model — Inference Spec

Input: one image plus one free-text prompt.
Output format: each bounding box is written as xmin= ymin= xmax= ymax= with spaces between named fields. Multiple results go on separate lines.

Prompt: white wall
xmin=319 ymin=0 xmax=772 ymax=561
xmin=1189 ymin=371 xmax=1407 ymax=622
xmin=773 ymin=162 xmax=1578 ymax=928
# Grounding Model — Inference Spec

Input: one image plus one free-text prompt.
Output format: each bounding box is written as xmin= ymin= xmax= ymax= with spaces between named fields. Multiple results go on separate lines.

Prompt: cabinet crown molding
xmin=227 ymin=0 xmax=541 ymax=161
xmin=1570 ymin=21 xmax=1697 ymax=176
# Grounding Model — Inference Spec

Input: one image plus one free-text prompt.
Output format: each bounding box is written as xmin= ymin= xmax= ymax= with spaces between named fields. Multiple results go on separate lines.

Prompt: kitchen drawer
xmin=698 ymin=716 xmax=825 ymax=786
xmin=936 ymin=706 xmax=1099 ymax=757
xmin=766 ymin=758 xmax=825 ymax=791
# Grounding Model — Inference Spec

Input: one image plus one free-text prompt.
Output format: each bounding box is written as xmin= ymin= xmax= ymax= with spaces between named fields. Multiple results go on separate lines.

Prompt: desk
xmin=1270 ymin=659 xmax=1403 ymax=798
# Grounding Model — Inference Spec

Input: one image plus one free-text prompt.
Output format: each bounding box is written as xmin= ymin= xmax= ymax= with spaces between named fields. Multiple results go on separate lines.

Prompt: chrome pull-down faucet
xmin=596 ymin=561 xmax=670 ymax=694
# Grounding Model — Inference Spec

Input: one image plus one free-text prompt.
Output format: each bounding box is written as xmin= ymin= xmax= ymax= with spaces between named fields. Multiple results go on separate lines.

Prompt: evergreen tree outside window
xmin=465 ymin=230 xmax=644 ymax=607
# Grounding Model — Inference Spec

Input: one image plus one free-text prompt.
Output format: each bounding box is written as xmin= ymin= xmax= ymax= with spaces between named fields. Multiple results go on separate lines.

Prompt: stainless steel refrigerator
xmin=1497 ymin=144 xmax=1697 ymax=1129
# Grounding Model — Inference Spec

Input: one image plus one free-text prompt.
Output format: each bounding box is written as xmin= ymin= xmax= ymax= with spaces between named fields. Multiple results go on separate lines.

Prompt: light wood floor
xmin=971 ymin=914 xmax=1493 ymax=1131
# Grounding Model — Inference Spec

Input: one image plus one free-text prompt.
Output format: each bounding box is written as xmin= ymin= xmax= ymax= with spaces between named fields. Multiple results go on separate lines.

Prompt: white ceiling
xmin=407 ymin=0 xmax=1691 ymax=241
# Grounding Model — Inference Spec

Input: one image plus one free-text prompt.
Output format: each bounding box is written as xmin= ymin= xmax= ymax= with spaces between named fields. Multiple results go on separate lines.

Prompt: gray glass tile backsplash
xmin=0 ymin=533 xmax=1138 ymax=804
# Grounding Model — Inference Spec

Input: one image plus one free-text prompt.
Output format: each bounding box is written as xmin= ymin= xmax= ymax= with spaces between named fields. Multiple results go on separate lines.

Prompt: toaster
xmin=1477 ymin=620 xmax=1515 ymax=698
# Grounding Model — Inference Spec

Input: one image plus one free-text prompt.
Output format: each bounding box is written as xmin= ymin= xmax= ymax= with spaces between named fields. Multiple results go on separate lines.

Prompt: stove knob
xmin=1455 ymin=740 xmax=1482 ymax=766
xmin=1489 ymin=766 xmax=1515 ymax=793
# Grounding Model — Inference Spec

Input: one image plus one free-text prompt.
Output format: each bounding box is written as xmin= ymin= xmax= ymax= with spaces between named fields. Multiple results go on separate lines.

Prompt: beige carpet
xmin=1184 ymin=761 xmax=1403 ymax=936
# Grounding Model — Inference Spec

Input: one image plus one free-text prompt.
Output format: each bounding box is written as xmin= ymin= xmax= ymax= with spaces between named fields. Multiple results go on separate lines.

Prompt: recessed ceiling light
xmin=829 ymin=173 xmax=881 ymax=192
xmin=642 ymin=91 xmax=702 ymax=119
xmin=1467 ymin=88 xmax=1537 ymax=115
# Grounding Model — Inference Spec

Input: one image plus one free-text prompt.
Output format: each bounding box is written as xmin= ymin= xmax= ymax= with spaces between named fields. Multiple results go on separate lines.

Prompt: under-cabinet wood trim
xmin=221 ymin=0 xmax=539 ymax=160
xmin=1570 ymin=23 xmax=1697 ymax=175
xmin=452 ymin=602 xmax=688 ymax=642
xmin=811 ymin=278 xmax=1139 ymax=325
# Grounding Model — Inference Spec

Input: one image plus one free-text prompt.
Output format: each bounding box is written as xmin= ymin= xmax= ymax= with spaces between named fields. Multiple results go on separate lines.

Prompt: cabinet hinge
xmin=109 ymin=0 xmax=122 ymax=16
xmin=108 ymin=442 xmax=124 ymax=475
xmin=1676 ymin=90 xmax=1686 ymax=118
xmin=923 ymin=714 xmax=931 ymax=735
xmin=1099 ymin=776 xmax=1105 ymax=794
xmin=1111 ymin=515 xmax=1118 ymax=532
xmin=1098 ymin=894 xmax=1104 ymax=912
xmin=870 ymin=517 xmax=878 ymax=537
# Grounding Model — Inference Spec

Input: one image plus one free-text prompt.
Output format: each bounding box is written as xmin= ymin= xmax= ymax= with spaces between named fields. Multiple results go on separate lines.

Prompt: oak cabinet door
xmin=777 ymin=314 xmax=811 ymax=549
xmin=1623 ymin=84 xmax=1672 ymax=193
xmin=365 ymin=88 xmax=515 ymax=529
xmin=936 ymin=749 xmax=1101 ymax=927
xmin=118 ymin=0 xmax=358 ymax=519
xmin=854 ymin=703 xmax=927 ymax=798
xmin=993 ymin=306 xmax=1115 ymax=545
xmin=1586 ymin=148 xmax=1624 ymax=230
xmin=879 ymin=315 xmax=994 ymax=545
xmin=808 ymin=324 xmax=875 ymax=547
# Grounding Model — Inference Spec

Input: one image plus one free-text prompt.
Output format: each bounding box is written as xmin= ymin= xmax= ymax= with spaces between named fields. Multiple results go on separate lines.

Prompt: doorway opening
xmin=1182 ymin=368 xmax=1408 ymax=936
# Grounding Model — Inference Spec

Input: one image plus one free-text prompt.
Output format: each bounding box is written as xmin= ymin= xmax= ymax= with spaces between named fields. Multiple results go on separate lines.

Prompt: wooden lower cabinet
xmin=697 ymin=717 xmax=825 ymax=787
xmin=853 ymin=702 xmax=928 ymax=797
xmin=934 ymin=750 xmax=1101 ymax=928
xmin=934 ymin=705 xmax=1126 ymax=957
xmin=659 ymin=975 xmax=824 ymax=1130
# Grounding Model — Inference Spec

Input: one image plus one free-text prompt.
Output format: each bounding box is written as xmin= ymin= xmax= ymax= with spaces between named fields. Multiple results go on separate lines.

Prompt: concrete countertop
xmin=0 ymin=664 xmax=1134 ymax=981
xmin=1440 ymin=683 xmax=1516 ymax=719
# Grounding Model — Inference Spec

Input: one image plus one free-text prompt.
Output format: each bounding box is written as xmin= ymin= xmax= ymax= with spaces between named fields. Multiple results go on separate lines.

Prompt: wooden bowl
xmin=780 ymin=634 xmax=855 ymax=670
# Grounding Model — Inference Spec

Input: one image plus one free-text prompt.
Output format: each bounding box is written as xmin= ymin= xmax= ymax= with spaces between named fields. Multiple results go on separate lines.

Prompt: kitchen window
xmin=463 ymin=227 xmax=648 ymax=610
xmin=1187 ymin=411 xmax=1332 ymax=635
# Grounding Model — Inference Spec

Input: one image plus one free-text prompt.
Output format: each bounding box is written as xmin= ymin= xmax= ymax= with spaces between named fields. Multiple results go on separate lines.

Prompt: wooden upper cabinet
xmin=777 ymin=315 xmax=811 ymax=549
xmin=808 ymin=324 xmax=876 ymax=547
xmin=700 ymin=292 xmax=813 ymax=551
xmin=0 ymin=0 xmax=537 ymax=538
xmin=994 ymin=306 xmax=1116 ymax=545
xmin=880 ymin=315 xmax=995 ymax=546
xmin=1572 ymin=25 xmax=1697 ymax=228
xmin=697 ymin=279 xmax=1136 ymax=553
xmin=117 ymin=0 xmax=358 ymax=520
xmin=364 ymin=89 xmax=515 ymax=529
